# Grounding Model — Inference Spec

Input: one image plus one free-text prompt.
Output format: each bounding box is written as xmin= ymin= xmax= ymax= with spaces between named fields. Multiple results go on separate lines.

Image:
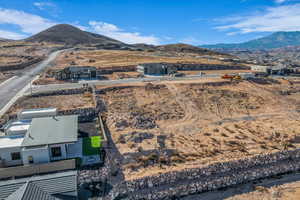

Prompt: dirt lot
xmin=227 ymin=180 xmax=300 ymax=200
xmin=0 ymin=41 xmax=62 ymax=68
xmin=98 ymin=78 xmax=300 ymax=180
xmin=4 ymin=93 xmax=94 ymax=116
xmin=53 ymin=49 xmax=243 ymax=70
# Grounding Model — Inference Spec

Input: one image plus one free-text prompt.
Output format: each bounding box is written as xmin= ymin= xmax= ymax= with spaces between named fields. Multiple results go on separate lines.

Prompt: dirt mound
xmin=25 ymin=24 xmax=125 ymax=46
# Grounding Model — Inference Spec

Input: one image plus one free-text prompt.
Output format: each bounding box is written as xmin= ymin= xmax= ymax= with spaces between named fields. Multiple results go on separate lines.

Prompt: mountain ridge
xmin=25 ymin=24 xmax=124 ymax=46
xmin=201 ymin=31 xmax=300 ymax=50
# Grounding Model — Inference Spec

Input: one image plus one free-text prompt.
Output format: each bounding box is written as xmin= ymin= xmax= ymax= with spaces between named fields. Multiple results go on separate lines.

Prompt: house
xmin=137 ymin=63 xmax=177 ymax=76
xmin=55 ymin=66 xmax=97 ymax=80
xmin=0 ymin=171 xmax=78 ymax=200
xmin=269 ymin=64 xmax=291 ymax=75
xmin=0 ymin=108 xmax=81 ymax=167
xmin=251 ymin=65 xmax=270 ymax=73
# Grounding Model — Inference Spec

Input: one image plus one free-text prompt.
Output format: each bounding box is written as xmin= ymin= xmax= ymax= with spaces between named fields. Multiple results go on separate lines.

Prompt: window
xmin=11 ymin=152 xmax=21 ymax=160
xmin=51 ymin=147 xmax=62 ymax=157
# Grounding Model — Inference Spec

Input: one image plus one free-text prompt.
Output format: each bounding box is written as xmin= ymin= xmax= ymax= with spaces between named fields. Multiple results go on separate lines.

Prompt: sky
xmin=0 ymin=0 xmax=300 ymax=45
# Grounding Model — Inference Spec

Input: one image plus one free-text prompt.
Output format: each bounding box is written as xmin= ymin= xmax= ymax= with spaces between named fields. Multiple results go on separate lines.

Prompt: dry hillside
xmin=97 ymin=78 xmax=300 ymax=180
xmin=53 ymin=49 xmax=242 ymax=70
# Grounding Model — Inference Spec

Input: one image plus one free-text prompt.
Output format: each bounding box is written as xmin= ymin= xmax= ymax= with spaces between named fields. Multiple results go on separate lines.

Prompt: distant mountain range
xmin=201 ymin=31 xmax=300 ymax=50
xmin=22 ymin=24 xmax=226 ymax=56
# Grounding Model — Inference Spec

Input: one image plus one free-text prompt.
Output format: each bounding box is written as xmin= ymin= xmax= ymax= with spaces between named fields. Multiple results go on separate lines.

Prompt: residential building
xmin=137 ymin=63 xmax=177 ymax=76
xmin=251 ymin=65 xmax=270 ymax=73
xmin=0 ymin=108 xmax=81 ymax=167
xmin=55 ymin=66 xmax=97 ymax=80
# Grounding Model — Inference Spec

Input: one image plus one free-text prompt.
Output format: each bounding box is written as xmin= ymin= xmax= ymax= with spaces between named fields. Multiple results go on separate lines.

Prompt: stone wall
xmin=31 ymin=87 xmax=92 ymax=97
xmin=174 ymin=63 xmax=249 ymax=71
xmin=107 ymin=149 xmax=300 ymax=200
xmin=0 ymin=57 xmax=44 ymax=72
xmin=58 ymin=107 xmax=96 ymax=122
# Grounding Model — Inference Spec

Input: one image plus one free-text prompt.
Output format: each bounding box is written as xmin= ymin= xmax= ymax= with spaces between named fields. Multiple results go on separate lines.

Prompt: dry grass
xmin=227 ymin=180 xmax=300 ymax=200
xmin=53 ymin=49 xmax=244 ymax=70
xmin=98 ymin=78 xmax=300 ymax=180
xmin=5 ymin=93 xmax=94 ymax=116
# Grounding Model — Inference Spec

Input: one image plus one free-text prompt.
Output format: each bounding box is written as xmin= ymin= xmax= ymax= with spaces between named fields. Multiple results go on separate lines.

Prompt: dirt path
xmin=165 ymin=84 xmax=203 ymax=134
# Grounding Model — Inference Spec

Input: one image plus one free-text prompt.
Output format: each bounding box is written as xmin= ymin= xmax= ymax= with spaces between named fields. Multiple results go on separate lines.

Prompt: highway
xmin=0 ymin=50 xmax=64 ymax=116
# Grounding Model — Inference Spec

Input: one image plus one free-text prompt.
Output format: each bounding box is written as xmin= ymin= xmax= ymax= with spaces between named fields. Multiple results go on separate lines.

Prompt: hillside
xmin=157 ymin=43 xmax=229 ymax=56
xmin=202 ymin=31 xmax=300 ymax=50
xmin=25 ymin=24 xmax=125 ymax=46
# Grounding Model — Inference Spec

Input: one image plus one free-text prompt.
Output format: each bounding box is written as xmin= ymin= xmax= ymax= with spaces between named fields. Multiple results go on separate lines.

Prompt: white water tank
xmin=18 ymin=108 xmax=57 ymax=120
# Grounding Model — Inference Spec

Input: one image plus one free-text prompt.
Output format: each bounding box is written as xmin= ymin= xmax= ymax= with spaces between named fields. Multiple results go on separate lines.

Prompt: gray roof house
xmin=55 ymin=66 xmax=97 ymax=80
xmin=0 ymin=171 xmax=78 ymax=200
xmin=22 ymin=115 xmax=78 ymax=147
xmin=0 ymin=110 xmax=81 ymax=168
xmin=137 ymin=63 xmax=177 ymax=76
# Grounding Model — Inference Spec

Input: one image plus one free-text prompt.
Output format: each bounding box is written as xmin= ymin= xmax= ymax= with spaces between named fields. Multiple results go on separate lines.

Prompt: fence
xmin=0 ymin=159 xmax=76 ymax=180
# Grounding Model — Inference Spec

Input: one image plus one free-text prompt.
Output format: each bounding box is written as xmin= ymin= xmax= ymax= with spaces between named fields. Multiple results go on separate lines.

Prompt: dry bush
xmin=221 ymin=133 xmax=229 ymax=137
xmin=204 ymin=132 xmax=211 ymax=136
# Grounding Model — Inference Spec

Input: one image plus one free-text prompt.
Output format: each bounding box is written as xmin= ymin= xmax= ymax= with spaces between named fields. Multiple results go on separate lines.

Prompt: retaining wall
xmin=30 ymin=87 xmax=92 ymax=97
xmin=0 ymin=57 xmax=44 ymax=72
xmin=107 ymin=149 xmax=300 ymax=200
xmin=0 ymin=159 xmax=76 ymax=180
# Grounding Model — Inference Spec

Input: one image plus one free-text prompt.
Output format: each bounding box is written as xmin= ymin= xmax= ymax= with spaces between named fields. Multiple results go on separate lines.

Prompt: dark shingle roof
xmin=0 ymin=171 xmax=77 ymax=200
xmin=6 ymin=182 xmax=57 ymax=200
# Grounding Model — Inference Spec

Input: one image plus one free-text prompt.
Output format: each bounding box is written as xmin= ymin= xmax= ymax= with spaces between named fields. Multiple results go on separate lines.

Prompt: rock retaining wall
xmin=173 ymin=63 xmax=249 ymax=71
xmin=31 ymin=87 xmax=92 ymax=97
xmin=0 ymin=57 xmax=44 ymax=72
xmin=107 ymin=149 xmax=300 ymax=200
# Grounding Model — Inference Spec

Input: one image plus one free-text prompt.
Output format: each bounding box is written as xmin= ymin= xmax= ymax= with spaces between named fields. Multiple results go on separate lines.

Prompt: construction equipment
xmin=221 ymin=74 xmax=241 ymax=81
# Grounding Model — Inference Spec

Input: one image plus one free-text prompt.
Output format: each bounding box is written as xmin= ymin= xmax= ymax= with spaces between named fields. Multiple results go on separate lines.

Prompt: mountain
xmin=0 ymin=37 xmax=11 ymax=42
xmin=201 ymin=31 xmax=300 ymax=50
xmin=25 ymin=24 xmax=124 ymax=46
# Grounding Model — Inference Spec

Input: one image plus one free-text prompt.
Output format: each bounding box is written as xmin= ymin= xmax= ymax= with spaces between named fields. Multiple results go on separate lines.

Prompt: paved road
xmin=0 ymin=50 xmax=64 ymax=113
xmin=29 ymin=74 xmax=221 ymax=94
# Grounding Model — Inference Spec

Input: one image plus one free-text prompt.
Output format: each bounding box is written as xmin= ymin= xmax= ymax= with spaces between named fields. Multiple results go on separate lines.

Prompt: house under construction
xmin=137 ymin=63 xmax=177 ymax=76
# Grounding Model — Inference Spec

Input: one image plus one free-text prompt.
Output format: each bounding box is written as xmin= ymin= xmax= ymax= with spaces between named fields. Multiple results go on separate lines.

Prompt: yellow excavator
xmin=221 ymin=74 xmax=241 ymax=81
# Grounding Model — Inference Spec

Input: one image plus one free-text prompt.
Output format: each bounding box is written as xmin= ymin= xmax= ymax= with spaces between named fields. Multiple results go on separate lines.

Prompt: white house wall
xmin=0 ymin=147 xmax=22 ymax=167
xmin=66 ymin=139 xmax=82 ymax=159
xmin=22 ymin=146 xmax=50 ymax=165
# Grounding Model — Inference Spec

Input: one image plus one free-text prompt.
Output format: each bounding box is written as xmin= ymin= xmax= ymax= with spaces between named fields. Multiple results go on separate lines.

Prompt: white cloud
xmin=0 ymin=8 xmax=56 ymax=34
xmin=33 ymin=2 xmax=56 ymax=10
xmin=216 ymin=3 xmax=300 ymax=34
xmin=0 ymin=29 xmax=27 ymax=40
xmin=275 ymin=0 xmax=286 ymax=3
xmin=179 ymin=37 xmax=202 ymax=45
xmin=88 ymin=21 xmax=160 ymax=45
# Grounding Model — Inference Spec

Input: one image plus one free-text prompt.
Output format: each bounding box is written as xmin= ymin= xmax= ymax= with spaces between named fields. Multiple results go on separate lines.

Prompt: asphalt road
xmin=29 ymin=74 xmax=221 ymax=94
xmin=0 ymin=50 xmax=63 ymax=113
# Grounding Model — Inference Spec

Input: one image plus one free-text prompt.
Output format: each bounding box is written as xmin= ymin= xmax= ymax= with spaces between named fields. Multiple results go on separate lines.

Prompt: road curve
xmin=0 ymin=50 xmax=64 ymax=113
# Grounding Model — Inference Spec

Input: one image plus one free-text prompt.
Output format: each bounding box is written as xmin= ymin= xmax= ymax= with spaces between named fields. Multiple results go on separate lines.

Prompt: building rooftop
xmin=22 ymin=115 xmax=78 ymax=147
xmin=0 ymin=171 xmax=77 ymax=200
xmin=6 ymin=124 xmax=30 ymax=134
xmin=0 ymin=136 xmax=24 ymax=148
xmin=6 ymin=182 xmax=57 ymax=200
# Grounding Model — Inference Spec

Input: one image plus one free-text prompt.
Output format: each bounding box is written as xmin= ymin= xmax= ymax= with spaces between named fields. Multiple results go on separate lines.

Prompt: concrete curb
xmin=0 ymin=76 xmax=17 ymax=88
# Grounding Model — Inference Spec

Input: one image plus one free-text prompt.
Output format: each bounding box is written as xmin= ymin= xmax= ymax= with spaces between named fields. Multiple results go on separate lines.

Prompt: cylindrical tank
xmin=18 ymin=108 xmax=57 ymax=120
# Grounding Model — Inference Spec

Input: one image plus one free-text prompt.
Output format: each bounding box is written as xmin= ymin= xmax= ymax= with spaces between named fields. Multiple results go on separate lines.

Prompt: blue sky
xmin=0 ymin=0 xmax=300 ymax=45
